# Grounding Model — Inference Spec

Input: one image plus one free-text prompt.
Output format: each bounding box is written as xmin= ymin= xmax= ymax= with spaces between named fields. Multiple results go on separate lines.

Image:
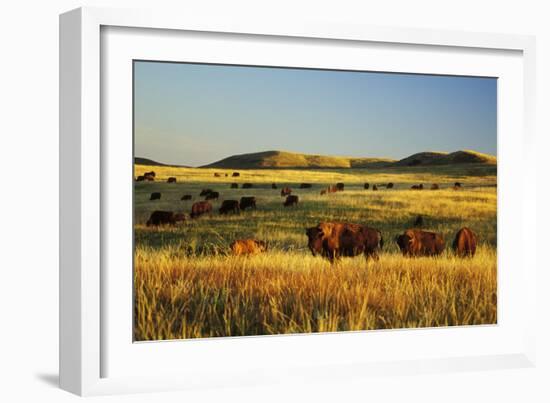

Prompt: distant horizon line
xmin=135 ymin=148 xmax=497 ymax=168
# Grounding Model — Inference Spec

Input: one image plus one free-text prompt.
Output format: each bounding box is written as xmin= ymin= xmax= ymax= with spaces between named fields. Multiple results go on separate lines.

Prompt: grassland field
xmin=134 ymin=163 xmax=497 ymax=341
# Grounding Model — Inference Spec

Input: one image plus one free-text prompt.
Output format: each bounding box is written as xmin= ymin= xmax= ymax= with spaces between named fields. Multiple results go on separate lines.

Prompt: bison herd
xmin=139 ymin=174 xmax=479 ymax=261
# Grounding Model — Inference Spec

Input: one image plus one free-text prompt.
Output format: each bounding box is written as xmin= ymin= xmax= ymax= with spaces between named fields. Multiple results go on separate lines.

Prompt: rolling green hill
xmin=201 ymin=150 xmax=395 ymax=169
xmin=199 ymin=149 xmax=496 ymax=169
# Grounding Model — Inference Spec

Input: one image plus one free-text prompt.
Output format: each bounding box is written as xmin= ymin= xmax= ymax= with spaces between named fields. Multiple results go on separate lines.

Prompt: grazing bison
xmin=284 ymin=195 xmax=299 ymax=207
xmin=146 ymin=210 xmax=185 ymax=226
xmin=395 ymin=229 xmax=445 ymax=257
xmin=242 ymin=183 xmax=253 ymax=189
xmin=230 ymin=239 xmax=267 ymax=256
xmin=205 ymin=191 xmax=220 ymax=200
xmin=167 ymin=177 xmax=177 ymax=183
xmin=413 ymin=215 xmax=423 ymax=227
xmin=219 ymin=200 xmax=240 ymax=214
xmin=280 ymin=187 xmax=292 ymax=197
xmin=452 ymin=227 xmax=477 ymax=257
xmin=411 ymin=184 xmax=424 ymax=190
xmin=271 ymin=183 xmax=277 ymax=189
xmin=136 ymin=176 xmax=145 ymax=182
xmin=239 ymin=196 xmax=257 ymax=210
xmin=430 ymin=183 xmax=439 ymax=190
xmin=181 ymin=194 xmax=192 ymax=201
xmin=149 ymin=192 xmax=161 ymax=201
xmin=300 ymin=183 xmax=312 ymax=189
xmin=454 ymin=182 xmax=462 ymax=187
xmin=144 ymin=171 xmax=156 ymax=178
xmin=320 ymin=189 xmax=327 ymax=195
xmin=364 ymin=183 xmax=370 ymax=190
xmin=336 ymin=183 xmax=345 ymax=191
xmin=214 ymin=173 xmax=221 ymax=177
xmin=372 ymin=185 xmax=378 ymax=191
xmin=386 ymin=182 xmax=394 ymax=189
xmin=190 ymin=201 xmax=212 ymax=218
xmin=232 ymin=172 xmax=240 ymax=177
xmin=305 ymin=222 xmax=383 ymax=263
xmin=200 ymin=189 xmax=213 ymax=196
xmin=230 ymin=183 xmax=239 ymax=189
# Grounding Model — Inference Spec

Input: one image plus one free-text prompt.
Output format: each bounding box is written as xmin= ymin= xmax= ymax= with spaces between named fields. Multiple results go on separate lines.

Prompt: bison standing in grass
xmin=239 ymin=196 xmax=257 ymax=211
xmin=146 ymin=210 xmax=186 ymax=226
xmin=190 ymin=201 xmax=212 ymax=218
xmin=335 ymin=182 xmax=345 ymax=191
xmin=283 ymin=195 xmax=299 ymax=207
xmin=305 ymin=222 xmax=383 ymax=263
xmin=167 ymin=177 xmax=177 ymax=183
xmin=230 ymin=183 xmax=239 ymax=189
xmin=395 ymin=229 xmax=445 ymax=257
xmin=386 ymin=182 xmax=394 ymax=189
xmin=230 ymin=239 xmax=267 ymax=256
xmin=219 ymin=200 xmax=240 ymax=214
xmin=364 ymin=183 xmax=370 ymax=189
xmin=150 ymin=192 xmax=161 ymax=201
xmin=452 ymin=227 xmax=477 ymax=257
xmin=205 ymin=191 xmax=219 ymax=200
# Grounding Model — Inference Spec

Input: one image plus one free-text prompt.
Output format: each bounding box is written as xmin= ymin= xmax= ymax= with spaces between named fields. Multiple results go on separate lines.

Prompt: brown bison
xmin=167 ymin=177 xmax=177 ymax=183
xmin=284 ymin=195 xmax=299 ymax=207
xmin=305 ymin=222 xmax=383 ymax=263
xmin=199 ymin=188 xmax=213 ymax=196
xmin=335 ymin=183 xmax=345 ymax=191
xmin=299 ymin=183 xmax=312 ymax=189
xmin=136 ymin=176 xmax=145 ymax=182
xmin=214 ymin=173 xmax=221 ymax=177
xmin=219 ymin=200 xmax=240 ymax=214
xmin=205 ymin=191 xmax=220 ymax=200
xmin=230 ymin=239 xmax=267 ymax=256
xmin=232 ymin=172 xmax=240 ymax=177
xmin=364 ymin=183 xmax=370 ymax=190
xmin=181 ymin=194 xmax=192 ymax=201
xmin=149 ymin=192 xmax=161 ymax=201
xmin=372 ymin=185 xmax=378 ymax=191
xmin=454 ymin=182 xmax=462 ymax=187
xmin=280 ymin=187 xmax=292 ymax=197
xmin=395 ymin=229 xmax=445 ymax=257
xmin=452 ymin=227 xmax=477 ymax=257
xmin=239 ymin=196 xmax=257 ymax=210
xmin=430 ymin=183 xmax=439 ymax=190
xmin=411 ymin=184 xmax=423 ymax=190
xmin=146 ymin=210 xmax=185 ymax=226
xmin=242 ymin=183 xmax=253 ymax=189
xmin=271 ymin=183 xmax=277 ymax=189
xmin=190 ymin=201 xmax=212 ymax=218
xmin=144 ymin=171 xmax=156 ymax=178
xmin=386 ymin=182 xmax=394 ymax=189
xmin=320 ymin=189 xmax=327 ymax=195
xmin=230 ymin=183 xmax=239 ymax=189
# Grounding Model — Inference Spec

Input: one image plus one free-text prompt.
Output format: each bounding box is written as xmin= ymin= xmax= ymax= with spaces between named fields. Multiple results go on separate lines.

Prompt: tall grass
xmin=133 ymin=165 xmax=497 ymax=340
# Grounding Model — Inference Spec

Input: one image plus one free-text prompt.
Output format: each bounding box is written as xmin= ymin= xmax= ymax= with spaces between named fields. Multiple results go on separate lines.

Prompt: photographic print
xmin=133 ymin=61 xmax=497 ymax=341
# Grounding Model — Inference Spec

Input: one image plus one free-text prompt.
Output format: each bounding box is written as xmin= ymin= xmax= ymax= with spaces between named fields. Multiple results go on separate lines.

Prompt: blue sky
xmin=134 ymin=61 xmax=496 ymax=167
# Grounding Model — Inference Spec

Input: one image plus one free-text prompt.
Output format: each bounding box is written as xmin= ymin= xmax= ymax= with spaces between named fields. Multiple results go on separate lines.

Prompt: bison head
xmin=306 ymin=226 xmax=324 ymax=256
xmin=395 ymin=233 xmax=410 ymax=254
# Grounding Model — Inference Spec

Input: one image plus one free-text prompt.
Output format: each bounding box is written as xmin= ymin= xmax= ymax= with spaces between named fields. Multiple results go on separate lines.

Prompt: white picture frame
xmin=59 ymin=6 xmax=537 ymax=396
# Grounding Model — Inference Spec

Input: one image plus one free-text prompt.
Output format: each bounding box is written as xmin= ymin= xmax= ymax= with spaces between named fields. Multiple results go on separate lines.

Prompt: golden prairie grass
xmin=134 ymin=247 xmax=496 ymax=340
xmin=133 ymin=164 xmax=497 ymax=340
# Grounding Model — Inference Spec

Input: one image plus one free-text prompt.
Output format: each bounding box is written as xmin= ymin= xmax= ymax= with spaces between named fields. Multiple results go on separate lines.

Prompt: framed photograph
xmin=60 ymin=7 xmax=537 ymax=396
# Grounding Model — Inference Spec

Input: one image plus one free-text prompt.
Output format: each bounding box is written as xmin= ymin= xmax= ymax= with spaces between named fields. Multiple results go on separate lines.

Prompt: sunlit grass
xmin=133 ymin=165 xmax=497 ymax=340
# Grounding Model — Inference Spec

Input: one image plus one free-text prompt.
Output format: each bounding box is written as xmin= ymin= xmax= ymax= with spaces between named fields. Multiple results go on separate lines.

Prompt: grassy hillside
xmin=395 ymin=150 xmax=497 ymax=167
xmin=201 ymin=150 xmax=395 ymax=169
